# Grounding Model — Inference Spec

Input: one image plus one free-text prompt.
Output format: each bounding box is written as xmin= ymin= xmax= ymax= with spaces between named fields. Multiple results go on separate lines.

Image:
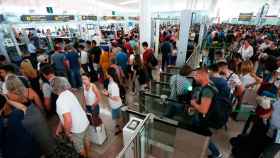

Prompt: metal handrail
xmin=116 ymin=113 xmax=153 ymax=158
xmin=186 ymin=45 xmax=201 ymax=69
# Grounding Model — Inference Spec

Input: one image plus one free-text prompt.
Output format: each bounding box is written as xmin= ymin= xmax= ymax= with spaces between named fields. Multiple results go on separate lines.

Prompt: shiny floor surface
xmin=48 ymin=74 xmax=244 ymax=158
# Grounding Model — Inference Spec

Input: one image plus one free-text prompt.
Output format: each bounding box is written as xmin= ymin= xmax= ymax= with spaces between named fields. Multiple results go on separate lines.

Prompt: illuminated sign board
xmin=102 ymin=16 xmax=125 ymax=21
xmin=21 ymin=15 xmax=51 ymax=21
xmin=128 ymin=16 xmax=139 ymax=21
xmin=20 ymin=15 xmax=75 ymax=21
xmin=238 ymin=13 xmax=253 ymax=21
xmin=81 ymin=16 xmax=97 ymax=21
xmin=52 ymin=15 xmax=75 ymax=21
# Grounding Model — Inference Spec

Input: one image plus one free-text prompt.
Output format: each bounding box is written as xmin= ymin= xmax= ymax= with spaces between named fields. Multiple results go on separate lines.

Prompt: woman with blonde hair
xmin=240 ymin=60 xmax=262 ymax=88
xmin=20 ymin=59 xmax=42 ymax=97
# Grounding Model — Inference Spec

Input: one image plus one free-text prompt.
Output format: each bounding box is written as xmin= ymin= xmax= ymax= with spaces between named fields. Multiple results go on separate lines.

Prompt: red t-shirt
xmin=124 ymin=42 xmax=133 ymax=54
xmin=143 ymin=48 xmax=154 ymax=65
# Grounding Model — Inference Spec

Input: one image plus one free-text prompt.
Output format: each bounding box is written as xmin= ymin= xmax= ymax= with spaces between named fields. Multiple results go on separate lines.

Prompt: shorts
xmin=71 ymin=126 xmax=93 ymax=152
xmin=86 ymin=105 xmax=100 ymax=115
xmin=111 ymin=107 xmax=121 ymax=120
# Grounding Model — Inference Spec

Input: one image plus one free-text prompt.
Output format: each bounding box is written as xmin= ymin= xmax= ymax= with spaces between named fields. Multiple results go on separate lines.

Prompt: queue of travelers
xmin=166 ymin=24 xmax=280 ymax=158
xmin=1 ymin=23 xmax=280 ymax=158
xmin=0 ymin=30 xmax=143 ymax=157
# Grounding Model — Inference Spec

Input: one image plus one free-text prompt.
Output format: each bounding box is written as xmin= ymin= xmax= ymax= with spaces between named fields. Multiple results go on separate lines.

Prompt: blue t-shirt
xmin=116 ymin=52 xmax=128 ymax=70
xmin=210 ymin=76 xmax=231 ymax=98
xmin=66 ymin=51 xmax=80 ymax=70
xmin=0 ymin=110 xmax=40 ymax=158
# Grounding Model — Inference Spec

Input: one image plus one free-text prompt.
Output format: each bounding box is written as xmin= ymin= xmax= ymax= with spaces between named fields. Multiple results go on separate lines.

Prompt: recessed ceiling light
xmin=119 ymin=0 xmax=138 ymax=5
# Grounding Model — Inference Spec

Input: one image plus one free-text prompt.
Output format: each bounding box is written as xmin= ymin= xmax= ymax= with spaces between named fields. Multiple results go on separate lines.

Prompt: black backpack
xmin=149 ymin=54 xmax=158 ymax=67
xmin=200 ymin=84 xmax=233 ymax=129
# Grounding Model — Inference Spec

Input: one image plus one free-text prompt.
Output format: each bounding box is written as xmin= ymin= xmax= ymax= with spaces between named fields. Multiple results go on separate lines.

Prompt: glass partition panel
xmin=150 ymin=81 xmax=170 ymax=96
xmin=118 ymin=111 xmax=209 ymax=158
xmin=139 ymin=92 xmax=193 ymax=128
xmin=166 ymin=67 xmax=181 ymax=73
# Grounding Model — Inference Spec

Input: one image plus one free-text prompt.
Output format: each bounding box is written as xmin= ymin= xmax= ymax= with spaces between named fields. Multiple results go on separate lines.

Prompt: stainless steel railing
xmin=116 ymin=113 xmax=154 ymax=158
xmin=186 ymin=45 xmax=201 ymax=69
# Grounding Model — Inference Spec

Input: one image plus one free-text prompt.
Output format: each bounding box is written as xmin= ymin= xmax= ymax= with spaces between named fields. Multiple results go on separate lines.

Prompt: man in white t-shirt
xmin=51 ymin=77 xmax=92 ymax=157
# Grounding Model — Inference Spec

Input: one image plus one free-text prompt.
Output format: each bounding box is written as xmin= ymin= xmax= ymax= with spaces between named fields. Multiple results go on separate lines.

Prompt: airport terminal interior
xmin=1 ymin=0 xmax=280 ymax=158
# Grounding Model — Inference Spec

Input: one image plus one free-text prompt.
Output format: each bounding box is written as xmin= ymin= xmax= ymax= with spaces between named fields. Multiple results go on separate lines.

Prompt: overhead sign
xmin=238 ymin=13 xmax=253 ymax=21
xmin=52 ymin=15 xmax=75 ymax=21
xmin=81 ymin=15 xmax=97 ymax=21
xmin=102 ymin=16 xmax=125 ymax=21
xmin=21 ymin=15 xmax=51 ymax=21
xmin=128 ymin=16 xmax=139 ymax=21
xmin=20 ymin=15 xmax=75 ymax=21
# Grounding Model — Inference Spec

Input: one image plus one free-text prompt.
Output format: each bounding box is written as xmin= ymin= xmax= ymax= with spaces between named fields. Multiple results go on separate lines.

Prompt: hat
xmin=256 ymin=95 xmax=272 ymax=110
xmin=37 ymin=54 xmax=49 ymax=63
xmin=255 ymin=94 xmax=273 ymax=117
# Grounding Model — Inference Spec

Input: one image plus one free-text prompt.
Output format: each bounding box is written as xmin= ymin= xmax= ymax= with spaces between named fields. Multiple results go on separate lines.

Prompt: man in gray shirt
xmin=51 ymin=46 xmax=68 ymax=77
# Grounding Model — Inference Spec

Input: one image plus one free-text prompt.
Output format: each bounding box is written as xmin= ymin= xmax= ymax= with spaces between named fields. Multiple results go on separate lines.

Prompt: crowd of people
xmin=0 ymin=26 xmax=177 ymax=157
xmin=2 ymin=22 xmax=280 ymax=158
xmin=166 ymin=24 xmax=280 ymax=158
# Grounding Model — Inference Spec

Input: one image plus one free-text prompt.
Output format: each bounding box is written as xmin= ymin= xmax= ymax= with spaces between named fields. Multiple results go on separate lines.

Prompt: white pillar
xmin=176 ymin=10 xmax=192 ymax=67
xmin=154 ymin=20 xmax=160 ymax=57
xmin=139 ymin=0 xmax=152 ymax=53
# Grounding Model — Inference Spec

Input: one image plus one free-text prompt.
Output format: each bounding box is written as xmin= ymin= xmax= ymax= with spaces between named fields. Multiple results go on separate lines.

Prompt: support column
xmin=176 ymin=10 xmax=192 ymax=67
xmin=154 ymin=19 xmax=160 ymax=57
xmin=139 ymin=0 xmax=152 ymax=53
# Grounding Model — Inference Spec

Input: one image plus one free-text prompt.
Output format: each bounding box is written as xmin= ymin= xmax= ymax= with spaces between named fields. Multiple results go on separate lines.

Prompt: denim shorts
xmin=112 ymin=108 xmax=121 ymax=120
xmin=86 ymin=105 xmax=100 ymax=115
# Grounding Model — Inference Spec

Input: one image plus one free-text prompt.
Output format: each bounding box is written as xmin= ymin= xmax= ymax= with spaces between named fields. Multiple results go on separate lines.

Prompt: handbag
xmin=91 ymin=124 xmax=107 ymax=145
xmin=87 ymin=113 xmax=102 ymax=127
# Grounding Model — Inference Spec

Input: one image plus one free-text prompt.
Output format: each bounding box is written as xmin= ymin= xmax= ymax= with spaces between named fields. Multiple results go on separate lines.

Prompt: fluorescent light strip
xmin=119 ymin=0 xmax=138 ymax=5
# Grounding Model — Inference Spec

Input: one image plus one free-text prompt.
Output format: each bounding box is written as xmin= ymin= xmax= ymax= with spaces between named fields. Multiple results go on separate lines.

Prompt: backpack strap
xmin=198 ymin=83 xmax=218 ymax=104
xmin=226 ymin=73 xmax=234 ymax=81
